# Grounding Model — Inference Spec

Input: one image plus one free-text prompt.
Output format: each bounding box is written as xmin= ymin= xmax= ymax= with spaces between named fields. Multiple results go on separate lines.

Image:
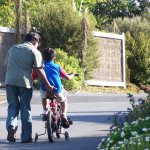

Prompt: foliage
xmin=96 ymin=93 xmax=150 ymax=150
xmin=0 ymin=0 xmax=50 ymax=28
xmin=0 ymin=1 xmax=15 ymax=28
xmin=125 ymin=31 xmax=150 ymax=86
xmin=90 ymin=0 xmax=150 ymax=30
xmin=31 ymin=1 xmax=100 ymax=79
xmin=114 ymin=16 xmax=150 ymax=36
xmin=55 ymin=48 xmax=84 ymax=91
xmin=108 ymin=17 xmax=150 ymax=86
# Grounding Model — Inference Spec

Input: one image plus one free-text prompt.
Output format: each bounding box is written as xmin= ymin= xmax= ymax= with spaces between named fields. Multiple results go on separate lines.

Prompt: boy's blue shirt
xmin=40 ymin=60 xmax=62 ymax=93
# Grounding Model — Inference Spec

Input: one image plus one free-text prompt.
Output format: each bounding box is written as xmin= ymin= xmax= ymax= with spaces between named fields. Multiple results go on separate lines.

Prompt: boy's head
xmin=42 ymin=48 xmax=56 ymax=61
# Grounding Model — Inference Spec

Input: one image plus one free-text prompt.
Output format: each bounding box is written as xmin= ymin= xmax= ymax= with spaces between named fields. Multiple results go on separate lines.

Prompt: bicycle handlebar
xmin=74 ymin=74 xmax=79 ymax=76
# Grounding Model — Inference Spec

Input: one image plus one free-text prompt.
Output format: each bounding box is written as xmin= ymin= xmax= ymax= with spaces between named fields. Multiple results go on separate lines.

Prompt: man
xmin=5 ymin=32 xmax=55 ymax=143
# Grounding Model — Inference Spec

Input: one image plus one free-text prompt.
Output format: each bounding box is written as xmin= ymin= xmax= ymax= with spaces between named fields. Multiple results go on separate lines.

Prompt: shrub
xmin=55 ymin=48 xmax=84 ymax=91
xmin=108 ymin=17 xmax=150 ymax=86
xmin=114 ymin=17 xmax=150 ymax=37
xmin=125 ymin=31 xmax=150 ymax=86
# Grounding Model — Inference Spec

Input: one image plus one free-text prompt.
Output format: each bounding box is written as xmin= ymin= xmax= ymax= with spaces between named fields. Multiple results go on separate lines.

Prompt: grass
xmin=77 ymin=82 xmax=141 ymax=94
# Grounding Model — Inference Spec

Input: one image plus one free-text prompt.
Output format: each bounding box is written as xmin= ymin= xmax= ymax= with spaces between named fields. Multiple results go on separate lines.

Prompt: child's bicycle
xmin=35 ymin=95 xmax=73 ymax=143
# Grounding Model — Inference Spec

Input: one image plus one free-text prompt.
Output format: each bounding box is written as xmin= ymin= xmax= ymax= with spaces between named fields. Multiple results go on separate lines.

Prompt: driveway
xmin=0 ymin=90 xmax=147 ymax=150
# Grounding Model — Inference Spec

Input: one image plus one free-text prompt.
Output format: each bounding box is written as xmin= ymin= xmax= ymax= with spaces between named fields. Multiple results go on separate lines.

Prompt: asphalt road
xmin=0 ymin=91 xmax=147 ymax=150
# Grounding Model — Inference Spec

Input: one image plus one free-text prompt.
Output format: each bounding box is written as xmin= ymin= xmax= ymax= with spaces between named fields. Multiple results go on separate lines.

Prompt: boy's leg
xmin=40 ymin=90 xmax=49 ymax=114
xmin=60 ymin=100 xmax=67 ymax=117
xmin=42 ymin=98 xmax=49 ymax=114
xmin=55 ymin=92 xmax=67 ymax=116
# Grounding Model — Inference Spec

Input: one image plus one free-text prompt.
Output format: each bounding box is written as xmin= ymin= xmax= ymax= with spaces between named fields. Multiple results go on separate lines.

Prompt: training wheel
xmin=64 ymin=132 xmax=69 ymax=141
xmin=35 ymin=133 xmax=38 ymax=142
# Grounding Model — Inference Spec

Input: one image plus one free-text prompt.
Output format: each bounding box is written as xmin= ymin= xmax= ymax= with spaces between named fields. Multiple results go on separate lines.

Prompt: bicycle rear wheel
xmin=47 ymin=111 xmax=54 ymax=142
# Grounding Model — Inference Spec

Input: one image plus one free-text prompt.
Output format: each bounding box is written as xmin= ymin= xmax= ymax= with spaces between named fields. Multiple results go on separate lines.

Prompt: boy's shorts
xmin=40 ymin=89 xmax=67 ymax=103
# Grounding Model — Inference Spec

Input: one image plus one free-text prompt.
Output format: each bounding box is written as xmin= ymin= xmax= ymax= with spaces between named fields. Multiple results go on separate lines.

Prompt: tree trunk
xmin=81 ymin=4 xmax=87 ymax=67
xmin=24 ymin=8 xmax=31 ymax=38
xmin=15 ymin=0 xmax=22 ymax=43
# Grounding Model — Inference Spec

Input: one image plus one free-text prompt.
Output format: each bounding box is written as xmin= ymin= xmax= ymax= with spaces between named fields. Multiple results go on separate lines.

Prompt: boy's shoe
xmin=67 ymin=118 xmax=73 ymax=125
xmin=60 ymin=115 xmax=70 ymax=129
xmin=41 ymin=114 xmax=47 ymax=121
xmin=7 ymin=125 xmax=16 ymax=142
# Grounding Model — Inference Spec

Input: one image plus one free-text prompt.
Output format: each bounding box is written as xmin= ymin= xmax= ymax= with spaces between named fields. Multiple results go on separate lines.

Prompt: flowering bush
xmin=96 ymin=93 xmax=150 ymax=150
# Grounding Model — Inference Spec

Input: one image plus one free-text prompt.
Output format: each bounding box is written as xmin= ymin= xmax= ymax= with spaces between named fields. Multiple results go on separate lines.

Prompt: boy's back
xmin=40 ymin=61 xmax=62 ymax=93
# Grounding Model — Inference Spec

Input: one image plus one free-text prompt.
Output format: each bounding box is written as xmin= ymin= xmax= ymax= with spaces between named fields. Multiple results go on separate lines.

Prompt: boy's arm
xmin=65 ymin=73 xmax=75 ymax=80
xmin=32 ymin=69 xmax=39 ymax=80
xmin=60 ymin=68 xmax=75 ymax=80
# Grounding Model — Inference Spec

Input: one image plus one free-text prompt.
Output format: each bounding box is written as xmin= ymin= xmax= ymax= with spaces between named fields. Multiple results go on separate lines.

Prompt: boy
xmin=32 ymin=48 xmax=75 ymax=128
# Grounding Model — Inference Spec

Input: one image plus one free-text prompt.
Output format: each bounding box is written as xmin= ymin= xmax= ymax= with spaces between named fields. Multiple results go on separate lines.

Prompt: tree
xmin=0 ymin=0 xmax=15 ymax=28
xmin=90 ymin=0 xmax=150 ymax=30
xmin=31 ymin=1 xmax=100 ymax=79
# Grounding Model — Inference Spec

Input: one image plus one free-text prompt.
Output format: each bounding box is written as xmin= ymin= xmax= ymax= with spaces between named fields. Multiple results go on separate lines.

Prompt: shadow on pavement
xmin=0 ymin=136 xmax=105 ymax=150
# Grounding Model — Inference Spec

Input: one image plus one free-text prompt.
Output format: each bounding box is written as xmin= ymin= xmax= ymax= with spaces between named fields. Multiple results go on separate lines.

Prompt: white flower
xmin=96 ymin=146 xmax=100 ymax=150
xmin=118 ymin=141 xmax=124 ymax=144
xmin=133 ymin=142 xmax=136 ymax=145
xmin=145 ymin=137 xmax=150 ymax=142
xmin=110 ymin=146 xmax=115 ymax=150
xmin=131 ymin=121 xmax=138 ymax=125
xmin=121 ymin=144 xmax=125 ymax=147
xmin=98 ymin=143 xmax=102 ymax=147
xmin=138 ymin=118 xmax=142 ymax=120
xmin=131 ymin=131 xmax=138 ymax=136
xmin=144 ymin=148 xmax=149 ymax=150
xmin=106 ymin=143 xmax=110 ymax=147
xmin=145 ymin=117 xmax=150 ymax=120
xmin=123 ymin=122 xmax=128 ymax=125
xmin=112 ymin=126 xmax=117 ymax=130
xmin=138 ymin=142 xmax=141 ymax=145
xmin=114 ymin=132 xmax=117 ymax=135
xmin=101 ymin=138 xmax=105 ymax=142
xmin=121 ymin=131 xmax=125 ymax=138
xmin=109 ymin=140 xmax=113 ymax=143
xmin=142 ymin=128 xmax=148 ymax=132
xmin=107 ymin=138 xmax=110 ymax=141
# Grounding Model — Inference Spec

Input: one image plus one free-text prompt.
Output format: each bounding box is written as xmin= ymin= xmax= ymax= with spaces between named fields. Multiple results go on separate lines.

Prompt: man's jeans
xmin=6 ymin=85 xmax=33 ymax=141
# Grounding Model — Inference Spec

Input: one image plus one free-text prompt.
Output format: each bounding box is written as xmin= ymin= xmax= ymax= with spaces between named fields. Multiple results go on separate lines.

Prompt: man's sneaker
xmin=41 ymin=114 xmax=47 ymax=121
xmin=7 ymin=125 xmax=16 ymax=142
xmin=60 ymin=115 xmax=70 ymax=129
xmin=21 ymin=138 xmax=32 ymax=143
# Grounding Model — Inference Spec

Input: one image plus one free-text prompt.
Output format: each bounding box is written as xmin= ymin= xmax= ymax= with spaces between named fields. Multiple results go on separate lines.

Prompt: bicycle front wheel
xmin=47 ymin=111 xmax=54 ymax=142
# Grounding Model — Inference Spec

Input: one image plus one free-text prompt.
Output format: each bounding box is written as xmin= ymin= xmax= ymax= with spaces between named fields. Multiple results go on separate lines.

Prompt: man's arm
xmin=35 ymin=68 xmax=56 ymax=96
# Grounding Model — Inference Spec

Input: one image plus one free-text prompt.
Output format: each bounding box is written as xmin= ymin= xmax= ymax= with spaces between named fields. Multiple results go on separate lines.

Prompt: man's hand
xmin=45 ymin=84 xmax=57 ymax=97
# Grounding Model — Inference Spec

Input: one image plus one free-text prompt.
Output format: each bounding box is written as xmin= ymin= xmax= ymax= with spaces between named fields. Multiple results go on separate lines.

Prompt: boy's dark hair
xmin=42 ymin=48 xmax=56 ymax=61
xmin=25 ymin=32 xmax=41 ymax=46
